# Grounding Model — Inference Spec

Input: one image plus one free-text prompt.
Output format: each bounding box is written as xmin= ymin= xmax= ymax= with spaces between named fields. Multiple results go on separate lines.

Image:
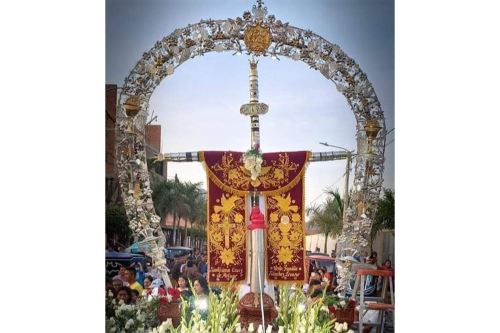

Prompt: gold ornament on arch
xmin=244 ymin=23 xmax=272 ymax=54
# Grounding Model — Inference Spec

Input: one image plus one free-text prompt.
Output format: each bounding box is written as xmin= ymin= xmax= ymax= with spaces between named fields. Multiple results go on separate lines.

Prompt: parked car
xmin=163 ymin=246 xmax=193 ymax=269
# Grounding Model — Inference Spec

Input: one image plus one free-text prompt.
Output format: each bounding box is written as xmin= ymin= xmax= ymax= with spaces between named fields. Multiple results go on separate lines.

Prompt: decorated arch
xmin=115 ymin=3 xmax=387 ymax=286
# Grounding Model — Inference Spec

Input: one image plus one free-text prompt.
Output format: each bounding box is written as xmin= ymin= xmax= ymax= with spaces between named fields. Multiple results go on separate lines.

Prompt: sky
xmin=106 ymin=0 xmax=394 ymax=209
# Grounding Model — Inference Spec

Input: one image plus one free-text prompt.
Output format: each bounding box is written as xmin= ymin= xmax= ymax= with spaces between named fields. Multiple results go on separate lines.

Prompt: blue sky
xmin=106 ymin=0 xmax=394 ymax=208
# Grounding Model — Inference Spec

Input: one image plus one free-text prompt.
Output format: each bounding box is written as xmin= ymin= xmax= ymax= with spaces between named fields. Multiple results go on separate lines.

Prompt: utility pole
xmin=319 ymin=142 xmax=353 ymax=214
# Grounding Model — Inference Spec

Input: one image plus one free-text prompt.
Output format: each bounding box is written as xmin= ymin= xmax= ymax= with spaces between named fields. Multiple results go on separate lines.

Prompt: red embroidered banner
xmin=206 ymin=176 xmax=247 ymax=284
xmin=266 ymin=178 xmax=306 ymax=284
xmin=202 ymin=151 xmax=309 ymax=196
xmin=201 ymin=151 xmax=309 ymax=285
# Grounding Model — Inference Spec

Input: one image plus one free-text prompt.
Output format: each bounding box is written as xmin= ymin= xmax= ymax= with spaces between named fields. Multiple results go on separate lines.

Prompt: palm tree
xmin=170 ymin=176 xmax=193 ymax=246
xmin=181 ymin=181 xmax=204 ymax=246
xmin=152 ymin=179 xmax=176 ymax=245
xmin=306 ymin=189 xmax=344 ymax=253
xmin=152 ymin=175 xmax=207 ymax=247
xmin=185 ymin=192 xmax=207 ymax=248
xmin=370 ymin=188 xmax=394 ymax=250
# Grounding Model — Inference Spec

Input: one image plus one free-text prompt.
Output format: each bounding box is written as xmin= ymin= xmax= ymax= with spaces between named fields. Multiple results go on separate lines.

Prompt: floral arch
xmin=115 ymin=3 xmax=387 ymax=283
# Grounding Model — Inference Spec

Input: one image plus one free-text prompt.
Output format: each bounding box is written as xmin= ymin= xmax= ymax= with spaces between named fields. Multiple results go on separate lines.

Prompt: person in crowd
xmin=125 ymin=266 xmax=144 ymax=294
xmin=380 ymin=259 xmax=395 ymax=292
xmin=193 ymin=248 xmax=201 ymax=260
xmin=381 ymin=259 xmax=393 ymax=271
xmin=185 ymin=260 xmax=202 ymax=280
xmin=320 ymin=268 xmax=334 ymax=291
xmin=314 ymin=246 xmax=321 ymax=253
xmin=130 ymin=289 xmax=140 ymax=304
xmin=180 ymin=254 xmax=192 ymax=276
xmin=317 ymin=268 xmax=325 ymax=279
xmin=185 ymin=276 xmax=210 ymax=321
xmin=309 ymin=271 xmax=321 ymax=283
xmin=377 ymin=259 xmax=394 ymax=303
xmin=330 ymin=249 xmax=336 ymax=258
xmin=367 ymin=251 xmax=378 ymax=266
xmin=177 ymin=275 xmax=192 ymax=299
xmin=134 ymin=262 xmax=145 ymax=286
xmin=142 ymin=276 xmax=154 ymax=297
xmin=193 ymin=276 xmax=210 ymax=296
xmin=115 ymin=286 xmax=132 ymax=304
xmin=112 ymin=275 xmax=124 ymax=294
xmin=115 ymin=265 xmax=130 ymax=286
xmin=171 ymin=254 xmax=187 ymax=283
xmin=198 ymin=252 xmax=208 ymax=278
xmin=307 ymin=279 xmax=323 ymax=296
xmin=321 ymin=266 xmax=333 ymax=281
xmin=303 ymin=270 xmax=322 ymax=293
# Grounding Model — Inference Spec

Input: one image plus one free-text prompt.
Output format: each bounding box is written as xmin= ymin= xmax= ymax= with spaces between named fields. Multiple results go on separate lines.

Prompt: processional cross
xmin=152 ymin=1 xmax=358 ymax=326
xmin=155 ymin=58 xmax=350 ymax=323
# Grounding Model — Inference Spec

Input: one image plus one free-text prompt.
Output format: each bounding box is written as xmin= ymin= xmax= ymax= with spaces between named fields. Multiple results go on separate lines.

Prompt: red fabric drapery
xmin=201 ymin=151 xmax=310 ymax=285
xmin=206 ymin=177 xmax=247 ymax=284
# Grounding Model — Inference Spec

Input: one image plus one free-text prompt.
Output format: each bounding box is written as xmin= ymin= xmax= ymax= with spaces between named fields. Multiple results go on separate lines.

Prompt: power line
xmin=308 ymin=172 xmax=346 ymax=207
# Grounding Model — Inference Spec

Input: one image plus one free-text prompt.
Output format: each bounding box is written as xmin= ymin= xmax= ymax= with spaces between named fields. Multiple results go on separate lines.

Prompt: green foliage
xmin=152 ymin=178 xmax=206 ymax=246
xmin=370 ymin=188 xmax=395 ymax=245
xmin=275 ymin=286 xmax=335 ymax=333
xmin=307 ymin=189 xmax=344 ymax=252
xmin=189 ymin=228 xmax=207 ymax=240
xmin=205 ymin=286 xmax=240 ymax=333
xmin=106 ymin=204 xmax=132 ymax=245
xmin=173 ymin=282 xmax=240 ymax=333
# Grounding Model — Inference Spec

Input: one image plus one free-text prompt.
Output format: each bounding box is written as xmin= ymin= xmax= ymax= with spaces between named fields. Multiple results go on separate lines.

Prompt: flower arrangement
xmin=243 ymin=147 xmax=263 ymax=180
xmin=323 ymin=294 xmax=356 ymax=328
xmin=175 ymin=282 xmax=240 ymax=333
xmin=332 ymin=322 xmax=354 ymax=333
xmin=160 ymin=287 xmax=181 ymax=304
xmin=106 ymin=301 xmax=148 ymax=333
xmin=149 ymin=319 xmax=174 ymax=333
xmin=274 ymin=287 xmax=335 ymax=333
xmin=324 ymin=294 xmax=356 ymax=312
xmin=106 ymin=289 xmax=165 ymax=332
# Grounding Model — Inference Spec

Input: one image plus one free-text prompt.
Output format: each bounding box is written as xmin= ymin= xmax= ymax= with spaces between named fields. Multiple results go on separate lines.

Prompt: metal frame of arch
xmin=115 ymin=4 xmax=387 ymax=289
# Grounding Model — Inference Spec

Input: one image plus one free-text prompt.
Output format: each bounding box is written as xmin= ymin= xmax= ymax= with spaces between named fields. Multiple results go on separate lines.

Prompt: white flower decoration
xmin=243 ymin=148 xmax=263 ymax=181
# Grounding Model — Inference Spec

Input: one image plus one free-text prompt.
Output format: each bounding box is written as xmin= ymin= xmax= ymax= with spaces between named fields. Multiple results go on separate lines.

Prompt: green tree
xmin=189 ymin=194 xmax=207 ymax=248
xmin=152 ymin=179 xmax=177 ymax=246
xmin=105 ymin=204 xmax=132 ymax=248
xmin=152 ymin=176 xmax=206 ymax=247
xmin=370 ymin=188 xmax=395 ymax=250
xmin=306 ymin=189 xmax=344 ymax=253
xmin=181 ymin=181 xmax=204 ymax=246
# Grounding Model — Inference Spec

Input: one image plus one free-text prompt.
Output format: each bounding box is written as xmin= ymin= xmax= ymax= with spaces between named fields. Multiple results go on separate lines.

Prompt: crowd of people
xmin=303 ymin=251 xmax=394 ymax=301
xmin=106 ymin=247 xmax=394 ymax=311
xmin=106 ymin=249 xmax=210 ymax=306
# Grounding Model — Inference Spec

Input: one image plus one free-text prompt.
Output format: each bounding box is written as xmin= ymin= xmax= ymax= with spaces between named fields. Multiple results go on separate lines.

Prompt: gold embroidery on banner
xmin=267 ymin=192 xmax=304 ymax=265
xmin=210 ymin=152 xmax=300 ymax=192
xmin=208 ymin=193 xmax=246 ymax=266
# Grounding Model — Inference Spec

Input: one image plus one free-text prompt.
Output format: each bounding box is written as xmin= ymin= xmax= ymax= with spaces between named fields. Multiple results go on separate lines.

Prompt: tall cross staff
xmin=239 ymin=58 xmax=268 ymax=303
